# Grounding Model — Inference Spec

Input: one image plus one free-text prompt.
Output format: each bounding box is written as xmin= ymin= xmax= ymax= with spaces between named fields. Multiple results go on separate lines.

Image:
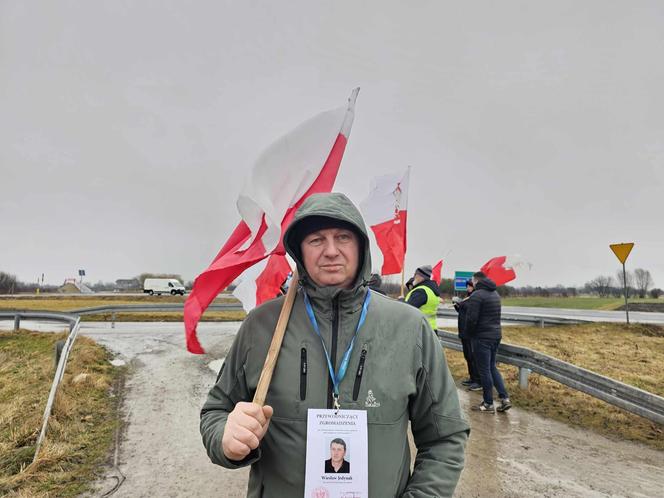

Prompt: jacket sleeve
xmin=403 ymin=319 xmax=470 ymax=497
xmin=406 ymin=288 xmax=428 ymax=309
xmin=464 ymin=292 xmax=482 ymax=337
xmin=200 ymin=319 xmax=261 ymax=469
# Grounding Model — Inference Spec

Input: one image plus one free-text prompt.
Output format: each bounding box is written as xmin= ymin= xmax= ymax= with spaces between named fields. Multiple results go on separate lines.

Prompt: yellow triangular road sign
xmin=610 ymin=243 xmax=634 ymax=264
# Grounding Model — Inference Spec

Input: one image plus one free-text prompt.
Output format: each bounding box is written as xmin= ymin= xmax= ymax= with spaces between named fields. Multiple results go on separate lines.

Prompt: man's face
xmin=413 ymin=272 xmax=425 ymax=286
xmin=330 ymin=442 xmax=346 ymax=464
xmin=471 ymin=276 xmax=478 ymax=286
xmin=301 ymin=228 xmax=360 ymax=289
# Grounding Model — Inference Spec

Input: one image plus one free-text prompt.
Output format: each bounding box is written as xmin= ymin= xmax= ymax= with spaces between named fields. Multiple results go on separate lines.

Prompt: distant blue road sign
xmin=454 ymin=271 xmax=474 ymax=291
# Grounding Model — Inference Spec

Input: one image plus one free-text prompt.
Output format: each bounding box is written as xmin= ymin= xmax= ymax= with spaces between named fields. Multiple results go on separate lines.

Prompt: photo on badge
xmin=324 ymin=437 xmax=351 ymax=474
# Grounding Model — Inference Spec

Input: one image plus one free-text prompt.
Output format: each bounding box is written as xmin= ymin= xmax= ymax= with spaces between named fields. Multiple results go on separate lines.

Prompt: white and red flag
xmin=184 ymin=89 xmax=359 ymax=354
xmin=432 ymin=259 xmax=443 ymax=285
xmin=480 ymin=256 xmax=516 ymax=286
xmin=232 ymin=254 xmax=292 ymax=313
xmin=360 ymin=168 xmax=410 ymax=275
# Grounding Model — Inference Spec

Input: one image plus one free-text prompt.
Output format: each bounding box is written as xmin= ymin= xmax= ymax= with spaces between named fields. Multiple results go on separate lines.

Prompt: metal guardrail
xmin=69 ymin=303 xmax=242 ymax=329
xmin=1 ymin=304 xmax=240 ymax=330
xmin=70 ymin=303 xmax=240 ymax=314
xmin=436 ymin=308 xmax=590 ymax=327
xmin=0 ymin=310 xmax=79 ymax=331
xmin=73 ymin=304 xmax=591 ymax=328
xmin=0 ymin=303 xmax=603 ymax=327
xmin=436 ymin=330 xmax=664 ymax=425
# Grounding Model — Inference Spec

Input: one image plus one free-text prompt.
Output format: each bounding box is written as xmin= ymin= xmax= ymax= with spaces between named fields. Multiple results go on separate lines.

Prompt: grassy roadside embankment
xmin=444 ymin=322 xmax=664 ymax=450
xmin=0 ymin=329 xmax=124 ymax=497
xmin=501 ymin=296 xmax=657 ymax=310
xmin=0 ymin=294 xmax=245 ymax=322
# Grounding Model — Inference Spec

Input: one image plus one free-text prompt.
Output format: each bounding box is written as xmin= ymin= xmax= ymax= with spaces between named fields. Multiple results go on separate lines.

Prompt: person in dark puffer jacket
xmin=464 ymin=272 xmax=512 ymax=413
xmin=453 ymin=280 xmax=480 ymax=389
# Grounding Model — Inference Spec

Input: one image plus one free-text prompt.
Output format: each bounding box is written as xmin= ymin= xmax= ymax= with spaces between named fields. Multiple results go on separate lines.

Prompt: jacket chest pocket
xmin=345 ymin=344 xmax=411 ymax=424
xmin=262 ymin=340 xmax=318 ymax=419
xmin=299 ymin=346 xmax=307 ymax=401
xmin=279 ymin=340 xmax=329 ymax=414
xmin=351 ymin=346 xmax=368 ymax=401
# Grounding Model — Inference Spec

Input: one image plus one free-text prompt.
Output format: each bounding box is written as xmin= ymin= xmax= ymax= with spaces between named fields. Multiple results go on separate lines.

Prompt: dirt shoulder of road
xmin=0 ymin=293 xmax=238 ymax=307
xmin=0 ymin=294 xmax=245 ymax=322
xmin=0 ymin=329 xmax=124 ymax=497
xmin=616 ymin=302 xmax=664 ymax=312
xmin=444 ymin=322 xmax=664 ymax=450
xmin=0 ymin=294 xmax=193 ymax=304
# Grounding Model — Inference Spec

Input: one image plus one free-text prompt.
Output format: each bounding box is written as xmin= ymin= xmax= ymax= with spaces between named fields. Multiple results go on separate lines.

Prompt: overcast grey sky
xmin=1 ymin=1 xmax=663 ymax=289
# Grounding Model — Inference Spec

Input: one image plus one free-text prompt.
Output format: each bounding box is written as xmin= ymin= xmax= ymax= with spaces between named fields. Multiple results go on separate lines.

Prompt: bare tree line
xmin=374 ymin=271 xmax=662 ymax=300
xmin=586 ymin=268 xmax=658 ymax=298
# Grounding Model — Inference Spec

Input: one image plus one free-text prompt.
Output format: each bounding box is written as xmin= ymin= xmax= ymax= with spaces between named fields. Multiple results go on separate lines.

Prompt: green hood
xmin=283 ymin=192 xmax=372 ymax=290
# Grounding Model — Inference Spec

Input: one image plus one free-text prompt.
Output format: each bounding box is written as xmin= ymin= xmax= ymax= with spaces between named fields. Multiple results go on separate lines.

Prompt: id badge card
xmin=304 ymin=409 xmax=368 ymax=498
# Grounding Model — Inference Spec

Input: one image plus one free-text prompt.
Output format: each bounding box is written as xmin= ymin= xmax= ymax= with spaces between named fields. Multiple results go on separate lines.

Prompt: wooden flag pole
xmin=400 ymin=250 xmax=407 ymax=298
xmin=253 ymin=269 xmax=299 ymax=406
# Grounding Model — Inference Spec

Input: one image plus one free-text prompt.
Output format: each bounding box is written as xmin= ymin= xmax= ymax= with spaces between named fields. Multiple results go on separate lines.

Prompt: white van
xmin=143 ymin=278 xmax=186 ymax=296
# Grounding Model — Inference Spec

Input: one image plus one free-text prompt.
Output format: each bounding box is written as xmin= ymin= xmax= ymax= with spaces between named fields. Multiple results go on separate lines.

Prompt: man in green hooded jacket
xmin=200 ymin=192 xmax=469 ymax=497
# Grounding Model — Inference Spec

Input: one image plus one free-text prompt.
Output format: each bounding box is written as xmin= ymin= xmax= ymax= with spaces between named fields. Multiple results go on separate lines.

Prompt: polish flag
xmin=232 ymin=254 xmax=292 ymax=313
xmin=432 ymin=259 xmax=443 ymax=285
xmin=481 ymin=256 xmax=516 ymax=286
xmin=184 ymin=89 xmax=360 ymax=354
xmin=360 ymin=168 xmax=410 ymax=275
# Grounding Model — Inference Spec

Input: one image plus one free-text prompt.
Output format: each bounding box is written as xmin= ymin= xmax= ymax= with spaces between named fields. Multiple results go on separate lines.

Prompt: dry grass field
xmin=444 ymin=322 xmax=664 ymax=450
xmin=0 ymin=330 xmax=123 ymax=497
xmin=501 ymin=296 xmax=658 ymax=310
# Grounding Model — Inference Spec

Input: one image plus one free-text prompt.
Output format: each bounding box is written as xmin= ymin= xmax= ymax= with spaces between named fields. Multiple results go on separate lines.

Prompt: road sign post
xmin=610 ymin=243 xmax=634 ymax=325
xmin=621 ymin=262 xmax=629 ymax=324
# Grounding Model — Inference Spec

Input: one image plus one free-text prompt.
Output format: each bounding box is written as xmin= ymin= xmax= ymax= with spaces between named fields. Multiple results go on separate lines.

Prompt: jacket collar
xmin=299 ymin=273 xmax=369 ymax=316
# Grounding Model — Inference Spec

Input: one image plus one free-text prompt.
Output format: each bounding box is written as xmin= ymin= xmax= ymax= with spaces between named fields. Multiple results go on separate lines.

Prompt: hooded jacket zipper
xmin=327 ymin=295 xmax=340 ymax=409
xmin=299 ymin=347 xmax=307 ymax=400
xmin=352 ymin=346 xmax=368 ymax=401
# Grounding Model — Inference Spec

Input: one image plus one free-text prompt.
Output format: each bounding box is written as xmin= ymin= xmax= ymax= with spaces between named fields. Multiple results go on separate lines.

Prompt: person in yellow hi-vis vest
xmin=405 ymin=265 xmax=441 ymax=330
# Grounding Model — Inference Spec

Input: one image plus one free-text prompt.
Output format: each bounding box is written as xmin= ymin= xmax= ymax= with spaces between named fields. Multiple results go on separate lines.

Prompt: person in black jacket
xmin=465 ymin=272 xmax=511 ymax=413
xmin=453 ymin=280 xmax=480 ymax=389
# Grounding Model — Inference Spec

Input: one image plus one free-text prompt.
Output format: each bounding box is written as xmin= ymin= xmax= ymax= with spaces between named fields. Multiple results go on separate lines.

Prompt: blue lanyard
xmin=303 ymin=290 xmax=371 ymax=410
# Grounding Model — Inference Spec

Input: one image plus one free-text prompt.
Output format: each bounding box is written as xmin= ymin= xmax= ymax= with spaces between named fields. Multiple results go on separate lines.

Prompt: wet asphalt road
xmin=78 ymin=322 xmax=664 ymax=497
xmin=500 ymin=306 xmax=664 ymax=324
xmin=3 ymin=320 xmax=663 ymax=497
